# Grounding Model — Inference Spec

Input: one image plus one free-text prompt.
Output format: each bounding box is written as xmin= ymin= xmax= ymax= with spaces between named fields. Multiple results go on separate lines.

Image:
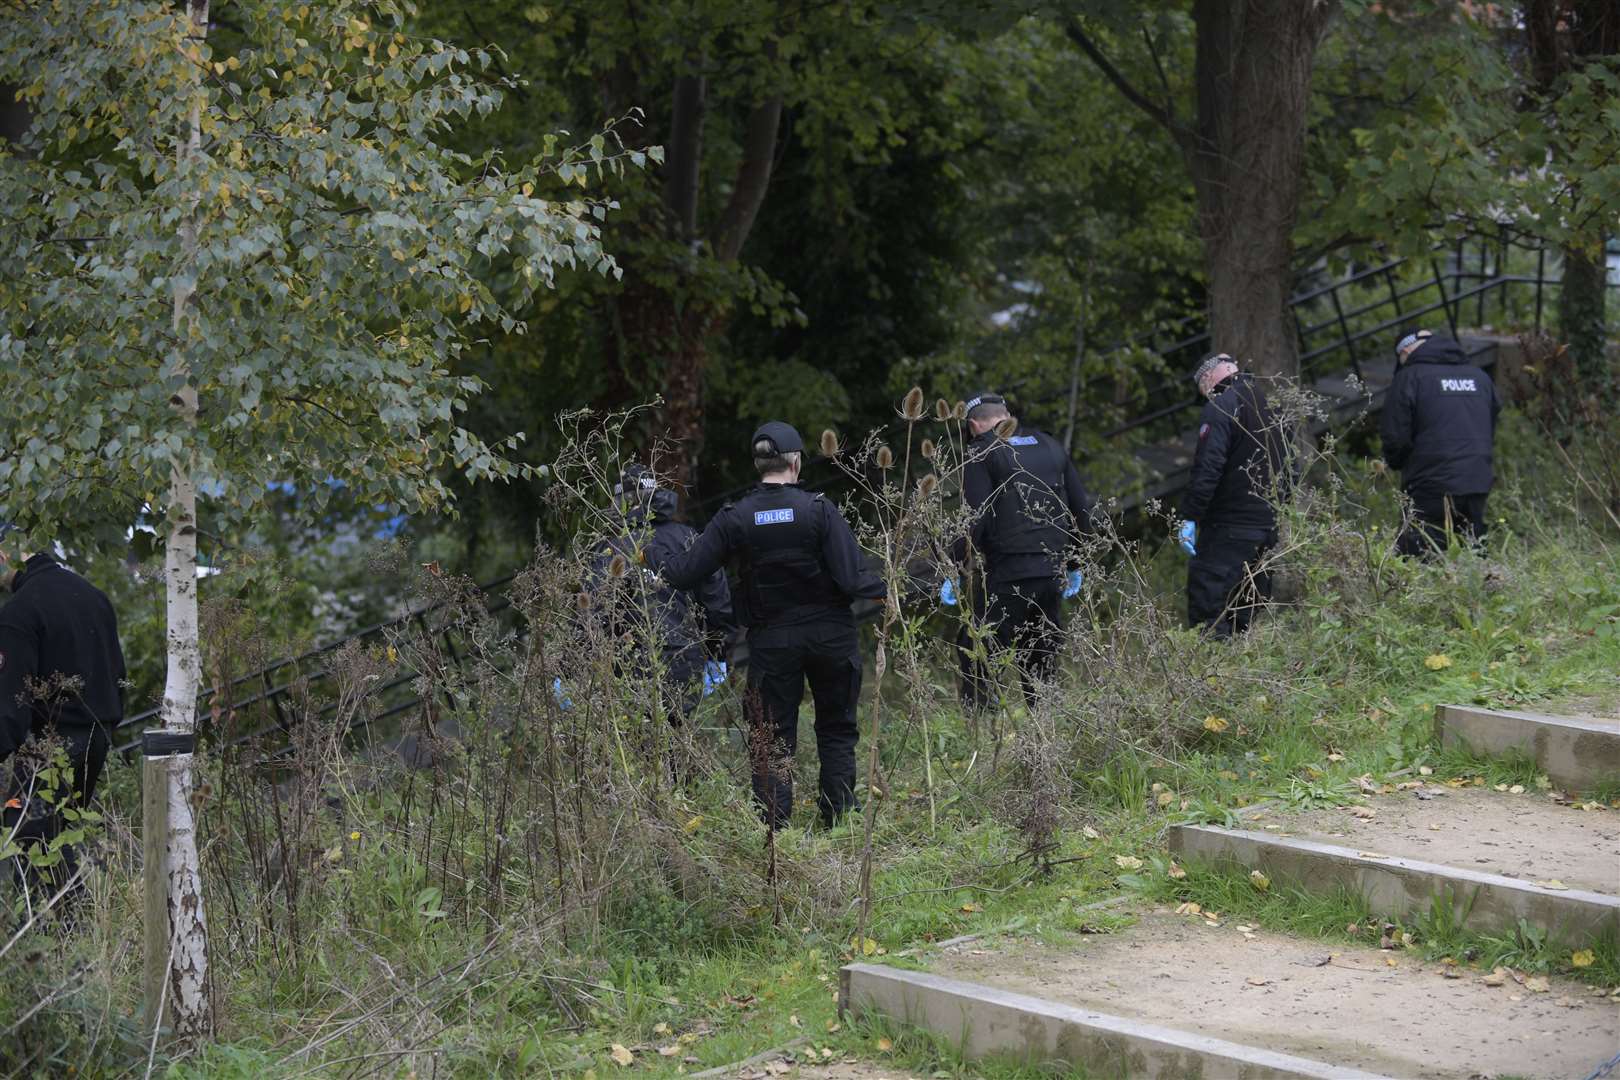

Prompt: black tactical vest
xmin=974 ymin=429 xmax=1073 ymax=571
xmin=730 ymin=484 xmax=846 ymax=626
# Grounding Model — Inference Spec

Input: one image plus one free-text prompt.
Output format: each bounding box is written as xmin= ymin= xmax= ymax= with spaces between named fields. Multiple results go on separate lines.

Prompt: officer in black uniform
xmin=1380 ymin=330 xmax=1500 ymax=556
xmin=661 ymin=422 xmax=885 ymax=828
xmin=0 ymin=536 xmax=127 ymax=908
xmin=588 ymin=463 xmax=735 ymax=724
xmin=947 ymin=392 xmax=1095 ymax=710
xmin=1179 ymin=353 xmax=1288 ymax=638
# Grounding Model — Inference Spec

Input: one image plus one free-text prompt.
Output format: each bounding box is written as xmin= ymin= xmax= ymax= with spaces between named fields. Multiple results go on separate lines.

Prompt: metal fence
xmin=115 ymin=233 xmax=1600 ymax=756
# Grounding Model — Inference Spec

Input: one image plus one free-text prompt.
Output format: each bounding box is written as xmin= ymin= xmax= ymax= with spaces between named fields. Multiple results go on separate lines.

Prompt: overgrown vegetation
xmin=3 ymin=374 xmax=1616 ymax=1076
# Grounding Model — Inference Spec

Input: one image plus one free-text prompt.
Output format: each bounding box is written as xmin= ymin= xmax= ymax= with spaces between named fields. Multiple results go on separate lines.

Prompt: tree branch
xmin=1063 ymin=18 xmax=1183 ymax=141
xmin=710 ymin=96 xmax=782 ymax=263
xmin=665 ymin=73 xmax=706 ymax=243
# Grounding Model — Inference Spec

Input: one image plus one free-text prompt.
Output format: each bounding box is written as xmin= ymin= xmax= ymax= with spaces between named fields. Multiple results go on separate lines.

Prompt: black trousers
xmin=4 ymin=725 xmax=109 ymax=911
xmin=1187 ymin=527 xmax=1275 ymax=639
xmin=957 ymin=576 xmax=1064 ymax=712
xmin=1397 ymin=491 xmax=1488 ymax=558
xmin=746 ymin=618 xmax=862 ymax=827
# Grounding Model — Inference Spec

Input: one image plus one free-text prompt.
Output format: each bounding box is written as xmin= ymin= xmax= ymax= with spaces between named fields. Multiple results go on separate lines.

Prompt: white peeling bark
xmin=156 ymin=0 xmax=213 ymax=1042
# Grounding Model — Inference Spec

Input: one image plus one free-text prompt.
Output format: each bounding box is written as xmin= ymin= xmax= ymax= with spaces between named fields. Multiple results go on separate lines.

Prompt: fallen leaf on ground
xmin=1442 ymin=967 xmax=1463 ymax=979
xmin=1236 ymin=924 xmax=1256 ymax=933
xmin=1385 ymin=957 xmax=1398 ymax=967
xmin=1168 ymin=862 xmax=1187 ymax=880
xmin=1246 ymin=976 xmax=1268 ymax=986
xmin=1525 ymin=976 xmax=1551 ymax=993
xmin=1398 ymin=780 xmax=1424 ymax=790
xmin=1482 ymin=968 xmax=1509 ymax=987
xmin=1327 ymin=752 xmax=1345 ymax=762
xmin=1555 ymin=996 xmax=1577 ymax=1008
xmin=1203 ymin=715 xmax=1230 ymax=733
xmin=1509 ymin=784 xmax=1525 ymax=794
xmin=1250 ymin=870 xmax=1270 ymax=891
xmin=1349 ymin=805 xmax=1377 ymax=819
xmin=1419 ymin=765 xmax=1434 ymax=776
xmin=1175 ymin=902 xmax=1202 ymax=916
xmin=610 ymin=1044 xmax=634 ymax=1067
xmin=658 ymin=1045 xmax=680 ymax=1057
xmin=1114 ymin=855 xmax=1144 ymax=870
xmin=1082 ymin=825 xmax=1101 ymax=839
xmin=1428 ymin=823 xmax=1442 ymax=831
xmin=1156 ymin=791 xmax=1176 ymax=806
xmin=1535 ymin=880 xmax=1570 ymax=891
xmin=1571 ymin=949 xmax=1595 ymax=968
xmin=1217 ymin=770 xmax=1240 ymax=781
xmin=1494 ymin=783 xmax=1510 ymax=792
xmin=877 ymin=1038 xmax=894 ymax=1053
xmin=789 ymin=1015 xmax=801 ymax=1027
xmin=961 ymin=902 xmax=980 ymax=913
xmin=653 ymin=1023 xmax=671 ymax=1036
xmin=825 ymin=1020 xmax=841 ymax=1033
xmin=1424 ymin=654 xmax=1453 ymax=670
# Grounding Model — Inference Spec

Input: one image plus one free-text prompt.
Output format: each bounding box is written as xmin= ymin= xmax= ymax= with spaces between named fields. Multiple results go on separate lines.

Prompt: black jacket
xmin=1380 ymin=336 xmax=1499 ymax=497
xmin=0 ymin=555 xmax=127 ymax=760
xmin=1180 ymin=374 xmax=1287 ymax=534
xmin=955 ymin=425 xmax=1095 ymax=585
xmin=662 ymin=483 xmax=885 ymax=629
xmin=590 ymin=490 xmax=735 ymax=672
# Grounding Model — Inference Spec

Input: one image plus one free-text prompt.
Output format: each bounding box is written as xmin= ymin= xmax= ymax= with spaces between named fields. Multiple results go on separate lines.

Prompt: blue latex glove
xmin=1063 ymin=569 xmax=1083 ymax=599
xmin=702 ymin=660 xmax=728 ymax=696
xmin=939 ymin=577 xmax=959 ymax=607
xmin=1178 ymin=521 xmax=1198 ymax=557
xmin=551 ymin=677 xmax=573 ymax=711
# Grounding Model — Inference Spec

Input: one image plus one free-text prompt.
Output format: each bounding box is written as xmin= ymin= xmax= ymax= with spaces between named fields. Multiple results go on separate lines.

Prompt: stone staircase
xmin=840 ymin=704 xmax=1620 ymax=1079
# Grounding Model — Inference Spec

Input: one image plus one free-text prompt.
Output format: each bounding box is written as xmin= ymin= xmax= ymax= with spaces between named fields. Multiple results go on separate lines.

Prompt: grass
xmin=7 ymin=420 xmax=1620 ymax=1078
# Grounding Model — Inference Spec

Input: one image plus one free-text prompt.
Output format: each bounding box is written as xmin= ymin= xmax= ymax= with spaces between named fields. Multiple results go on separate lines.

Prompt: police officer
xmin=0 ymin=532 xmax=127 ymax=911
xmin=1380 ymin=330 xmax=1500 ymax=556
xmin=588 ymin=463 xmax=735 ymax=724
xmin=660 ymin=422 xmax=884 ymax=828
xmin=945 ymin=392 xmax=1095 ymax=710
xmin=1178 ymin=353 xmax=1287 ymax=638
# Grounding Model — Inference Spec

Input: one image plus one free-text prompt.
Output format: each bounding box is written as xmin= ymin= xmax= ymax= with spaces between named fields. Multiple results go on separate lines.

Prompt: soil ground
xmin=931 ymin=912 xmax=1620 ymax=1080
xmin=721 ymin=1056 xmax=933 ymax=1079
xmin=1248 ymin=785 xmax=1620 ymax=894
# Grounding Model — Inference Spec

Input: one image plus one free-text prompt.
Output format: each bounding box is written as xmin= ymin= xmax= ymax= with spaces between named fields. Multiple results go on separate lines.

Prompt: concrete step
xmin=1171 ymin=786 xmax=1620 ymax=943
xmin=1435 ymin=704 xmax=1620 ymax=794
xmin=842 ymin=959 xmax=1390 ymax=1079
xmin=911 ymin=912 xmax=1617 ymax=1080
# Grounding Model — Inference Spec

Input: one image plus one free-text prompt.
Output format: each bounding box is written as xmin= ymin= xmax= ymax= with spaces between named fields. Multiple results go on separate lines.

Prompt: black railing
xmin=119 ymin=232 xmax=1605 ymax=756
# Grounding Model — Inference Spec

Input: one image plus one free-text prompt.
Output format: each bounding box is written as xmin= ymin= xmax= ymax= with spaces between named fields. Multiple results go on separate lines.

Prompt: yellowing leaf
xmin=1349 ymin=805 xmax=1377 ymax=819
xmin=1114 ymin=855 xmax=1144 ymax=870
xmin=458 ymin=293 xmax=473 ymax=313
xmin=1249 ymin=870 xmax=1270 ymax=891
xmin=825 ymin=1020 xmax=841 ymax=1033
xmin=858 ymin=937 xmax=878 ymax=956
xmin=657 ymin=1045 xmax=679 ymax=1057
xmin=877 ymin=1037 xmax=894 ymax=1052
xmin=1525 ymin=975 xmax=1551 ymax=993
xmin=1424 ymin=654 xmax=1453 ymax=671
xmin=1203 ymin=715 xmax=1230 ymax=733
xmin=1571 ymin=949 xmax=1595 ymax=968
xmin=1156 ymin=791 xmax=1176 ymax=807
xmin=960 ymin=902 xmax=981 ymax=913
xmin=1167 ymin=862 xmax=1187 ymax=880
xmin=1536 ymin=879 xmax=1570 ymax=891
xmin=653 ymin=1022 xmax=671 ymax=1036
xmin=1482 ymin=967 xmax=1509 ymax=987
xmin=1509 ymin=784 xmax=1525 ymax=795
xmin=1246 ymin=976 xmax=1269 ymax=986
xmin=609 ymin=1044 xmax=633 ymax=1067
xmin=1175 ymin=902 xmax=1202 ymax=916
xmin=1081 ymin=825 xmax=1101 ymax=840
xmin=682 ymin=815 xmax=703 ymax=834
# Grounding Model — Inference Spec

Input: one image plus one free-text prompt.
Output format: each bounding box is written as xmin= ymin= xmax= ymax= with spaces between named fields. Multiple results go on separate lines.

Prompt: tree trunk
xmin=1559 ymin=243 xmax=1611 ymax=382
xmin=156 ymin=0 xmax=213 ymax=1042
xmin=1186 ymin=0 xmax=1337 ymax=377
xmin=1065 ymin=3 xmax=1338 ymax=379
xmin=1526 ymin=0 xmax=1616 ymax=384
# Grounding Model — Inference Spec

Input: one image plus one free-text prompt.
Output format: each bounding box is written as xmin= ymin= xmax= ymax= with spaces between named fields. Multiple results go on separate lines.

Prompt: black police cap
xmin=964 ymin=391 xmax=1005 ymax=418
xmin=751 ymin=421 xmax=804 ymax=455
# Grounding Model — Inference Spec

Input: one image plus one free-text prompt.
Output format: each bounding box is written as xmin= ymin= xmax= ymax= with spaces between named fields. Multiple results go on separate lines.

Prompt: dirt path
xmin=1253 ymin=784 xmax=1620 ymax=894
xmin=932 ymin=912 xmax=1620 ymax=1079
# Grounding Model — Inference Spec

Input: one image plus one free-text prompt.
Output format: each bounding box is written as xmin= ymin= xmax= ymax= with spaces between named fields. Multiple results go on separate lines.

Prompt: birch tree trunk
xmin=155 ymin=0 xmax=213 ymax=1042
